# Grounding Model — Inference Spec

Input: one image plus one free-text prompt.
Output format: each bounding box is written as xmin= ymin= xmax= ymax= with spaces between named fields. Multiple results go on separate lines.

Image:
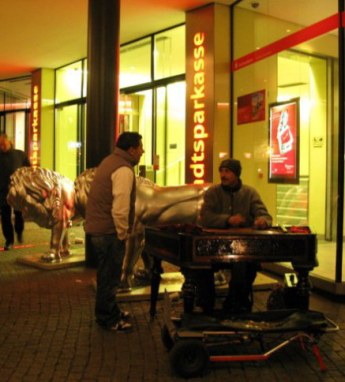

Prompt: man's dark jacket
xmin=0 ymin=148 xmax=30 ymax=206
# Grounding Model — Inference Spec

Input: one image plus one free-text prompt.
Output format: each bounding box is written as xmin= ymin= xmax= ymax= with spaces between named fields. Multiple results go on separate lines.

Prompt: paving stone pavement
xmin=0 ymin=222 xmax=344 ymax=382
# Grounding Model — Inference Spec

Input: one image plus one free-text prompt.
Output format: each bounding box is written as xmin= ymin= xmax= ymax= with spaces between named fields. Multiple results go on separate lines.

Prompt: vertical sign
xmin=268 ymin=99 xmax=299 ymax=184
xmin=29 ymin=70 xmax=41 ymax=168
xmin=185 ymin=6 xmax=214 ymax=184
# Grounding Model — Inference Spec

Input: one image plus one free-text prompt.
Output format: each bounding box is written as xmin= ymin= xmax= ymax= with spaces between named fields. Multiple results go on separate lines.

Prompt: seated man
xmin=199 ymin=158 xmax=272 ymax=313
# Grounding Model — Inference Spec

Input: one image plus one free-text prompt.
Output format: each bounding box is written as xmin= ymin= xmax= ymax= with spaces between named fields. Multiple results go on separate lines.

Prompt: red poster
xmin=237 ymin=90 xmax=265 ymax=124
xmin=269 ymin=99 xmax=299 ymax=184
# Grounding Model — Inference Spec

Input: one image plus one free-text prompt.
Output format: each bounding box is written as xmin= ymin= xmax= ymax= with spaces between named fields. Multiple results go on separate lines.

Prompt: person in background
xmin=85 ymin=132 xmax=144 ymax=332
xmin=0 ymin=134 xmax=30 ymax=251
xmin=199 ymin=158 xmax=272 ymax=313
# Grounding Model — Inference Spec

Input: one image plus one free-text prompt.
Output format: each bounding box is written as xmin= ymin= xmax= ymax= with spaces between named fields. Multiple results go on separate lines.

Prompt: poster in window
xmin=268 ymin=99 xmax=299 ymax=184
xmin=237 ymin=89 xmax=265 ymax=125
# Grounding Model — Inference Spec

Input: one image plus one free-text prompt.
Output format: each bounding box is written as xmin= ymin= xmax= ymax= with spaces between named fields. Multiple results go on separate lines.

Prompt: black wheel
xmin=267 ymin=285 xmax=286 ymax=310
xmin=161 ymin=324 xmax=174 ymax=351
xmin=169 ymin=340 xmax=209 ymax=378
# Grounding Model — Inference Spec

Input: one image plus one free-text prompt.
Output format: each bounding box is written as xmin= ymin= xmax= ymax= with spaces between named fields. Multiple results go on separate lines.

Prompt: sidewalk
xmin=0 ymin=222 xmax=344 ymax=381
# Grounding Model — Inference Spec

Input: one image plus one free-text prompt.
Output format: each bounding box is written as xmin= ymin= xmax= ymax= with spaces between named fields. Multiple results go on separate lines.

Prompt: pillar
xmin=185 ymin=4 xmax=231 ymax=184
xmin=85 ymin=0 xmax=120 ymax=267
xmin=86 ymin=0 xmax=120 ymax=168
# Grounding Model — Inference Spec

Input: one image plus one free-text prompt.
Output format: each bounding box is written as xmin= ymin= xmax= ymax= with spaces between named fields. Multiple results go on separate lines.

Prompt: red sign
xmin=237 ymin=90 xmax=265 ymax=124
xmin=268 ymin=99 xmax=299 ymax=184
xmin=29 ymin=70 xmax=41 ymax=168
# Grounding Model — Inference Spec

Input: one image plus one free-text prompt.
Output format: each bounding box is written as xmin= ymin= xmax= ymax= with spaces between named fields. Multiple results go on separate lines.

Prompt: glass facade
xmin=232 ymin=0 xmax=340 ymax=283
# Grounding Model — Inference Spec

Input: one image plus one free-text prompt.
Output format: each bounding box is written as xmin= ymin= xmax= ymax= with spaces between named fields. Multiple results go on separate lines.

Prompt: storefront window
xmin=0 ymin=77 xmax=31 ymax=112
xmin=54 ymin=25 xmax=186 ymax=186
xmin=120 ymin=37 xmax=151 ymax=88
xmin=232 ymin=0 xmax=339 ymax=282
xmin=55 ymin=104 xmax=83 ymax=181
xmin=55 ymin=61 xmax=83 ymax=104
xmin=0 ymin=77 xmax=31 ymax=149
xmin=119 ymin=25 xmax=186 ymax=186
xmin=155 ymin=82 xmax=186 ymax=185
xmin=234 ymin=0 xmax=336 ymax=60
xmin=154 ymin=25 xmax=185 ymax=80
xmin=82 ymin=59 xmax=87 ymax=98
xmin=119 ymin=91 xmax=153 ymax=179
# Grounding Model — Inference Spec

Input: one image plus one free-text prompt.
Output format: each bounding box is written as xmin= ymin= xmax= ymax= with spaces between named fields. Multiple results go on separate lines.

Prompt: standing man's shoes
xmin=108 ymin=320 xmax=133 ymax=332
xmin=17 ymin=233 xmax=23 ymax=243
xmin=4 ymin=242 xmax=13 ymax=251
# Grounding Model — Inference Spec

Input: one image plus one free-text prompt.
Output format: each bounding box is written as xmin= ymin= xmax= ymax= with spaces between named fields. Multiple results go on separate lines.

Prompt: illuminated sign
xmin=29 ymin=70 xmax=41 ymax=168
xmin=189 ymin=32 xmax=207 ymax=184
xmin=186 ymin=7 xmax=214 ymax=184
xmin=268 ymin=99 xmax=299 ymax=184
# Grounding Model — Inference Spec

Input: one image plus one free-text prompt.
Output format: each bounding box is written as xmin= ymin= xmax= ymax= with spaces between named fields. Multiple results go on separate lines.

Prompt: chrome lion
xmin=7 ymin=167 xmax=75 ymax=262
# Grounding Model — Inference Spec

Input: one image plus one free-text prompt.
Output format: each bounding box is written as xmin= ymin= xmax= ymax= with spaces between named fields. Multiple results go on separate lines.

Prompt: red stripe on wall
xmin=232 ymin=13 xmax=340 ymax=71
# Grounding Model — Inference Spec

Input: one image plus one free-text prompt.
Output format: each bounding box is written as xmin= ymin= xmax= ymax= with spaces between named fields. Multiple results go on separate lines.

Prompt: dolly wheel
xmin=170 ymin=340 xmax=209 ymax=378
xmin=161 ymin=325 xmax=174 ymax=351
xmin=267 ymin=285 xmax=286 ymax=310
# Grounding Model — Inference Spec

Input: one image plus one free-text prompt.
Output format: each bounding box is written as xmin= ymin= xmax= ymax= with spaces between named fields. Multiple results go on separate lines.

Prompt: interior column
xmin=86 ymin=0 xmax=120 ymax=168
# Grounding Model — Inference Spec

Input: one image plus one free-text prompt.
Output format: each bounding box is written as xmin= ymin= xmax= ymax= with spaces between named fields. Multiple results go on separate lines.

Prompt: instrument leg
xmin=294 ymin=268 xmax=311 ymax=309
xmin=150 ymin=257 xmax=163 ymax=318
xmin=181 ymin=268 xmax=198 ymax=313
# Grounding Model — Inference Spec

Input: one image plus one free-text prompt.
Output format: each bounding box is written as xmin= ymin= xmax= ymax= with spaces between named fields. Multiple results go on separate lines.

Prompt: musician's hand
xmin=254 ymin=217 xmax=269 ymax=230
xmin=228 ymin=214 xmax=246 ymax=227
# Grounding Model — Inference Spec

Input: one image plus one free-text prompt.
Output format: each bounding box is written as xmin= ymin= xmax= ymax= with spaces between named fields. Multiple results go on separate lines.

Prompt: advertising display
xmin=237 ymin=90 xmax=265 ymax=124
xmin=268 ymin=99 xmax=299 ymax=184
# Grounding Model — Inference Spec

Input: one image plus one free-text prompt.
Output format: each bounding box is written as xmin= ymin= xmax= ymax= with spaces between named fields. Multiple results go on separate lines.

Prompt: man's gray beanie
xmin=219 ymin=159 xmax=242 ymax=177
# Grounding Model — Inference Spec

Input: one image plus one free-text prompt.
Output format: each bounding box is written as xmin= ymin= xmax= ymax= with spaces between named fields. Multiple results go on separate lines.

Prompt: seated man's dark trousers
xmin=223 ymin=262 xmax=258 ymax=313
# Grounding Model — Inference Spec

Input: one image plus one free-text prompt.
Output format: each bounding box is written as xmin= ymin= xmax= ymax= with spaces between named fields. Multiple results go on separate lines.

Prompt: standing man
xmin=200 ymin=158 xmax=272 ymax=313
xmin=0 ymin=134 xmax=30 ymax=250
xmin=85 ymin=132 xmax=144 ymax=332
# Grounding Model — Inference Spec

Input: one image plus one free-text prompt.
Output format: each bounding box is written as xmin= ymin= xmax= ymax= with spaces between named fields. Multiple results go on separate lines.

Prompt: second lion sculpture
xmin=74 ymin=168 xmax=209 ymax=290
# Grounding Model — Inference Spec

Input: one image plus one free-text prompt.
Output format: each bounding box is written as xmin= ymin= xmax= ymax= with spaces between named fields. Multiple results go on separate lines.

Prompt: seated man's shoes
xmin=120 ymin=310 xmax=130 ymax=320
xmin=4 ymin=242 xmax=13 ymax=251
xmin=96 ymin=311 xmax=132 ymax=332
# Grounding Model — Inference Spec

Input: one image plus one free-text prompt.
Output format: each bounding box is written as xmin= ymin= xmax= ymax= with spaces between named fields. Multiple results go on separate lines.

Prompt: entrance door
xmin=120 ymin=81 xmax=186 ymax=186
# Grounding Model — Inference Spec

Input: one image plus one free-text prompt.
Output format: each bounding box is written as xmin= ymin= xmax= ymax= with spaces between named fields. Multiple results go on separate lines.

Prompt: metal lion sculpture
xmin=75 ymin=168 xmax=209 ymax=291
xmin=7 ymin=167 xmax=75 ymax=262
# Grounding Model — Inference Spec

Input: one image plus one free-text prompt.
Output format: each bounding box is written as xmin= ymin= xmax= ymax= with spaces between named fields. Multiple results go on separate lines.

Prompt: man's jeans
xmin=91 ymin=234 xmax=126 ymax=327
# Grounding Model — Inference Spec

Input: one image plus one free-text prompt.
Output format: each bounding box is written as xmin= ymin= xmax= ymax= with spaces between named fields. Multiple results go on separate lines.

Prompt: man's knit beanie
xmin=219 ymin=159 xmax=242 ymax=178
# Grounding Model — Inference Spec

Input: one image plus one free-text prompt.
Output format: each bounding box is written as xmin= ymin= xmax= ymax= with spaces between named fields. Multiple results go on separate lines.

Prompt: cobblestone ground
xmin=0 ymin=223 xmax=344 ymax=381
